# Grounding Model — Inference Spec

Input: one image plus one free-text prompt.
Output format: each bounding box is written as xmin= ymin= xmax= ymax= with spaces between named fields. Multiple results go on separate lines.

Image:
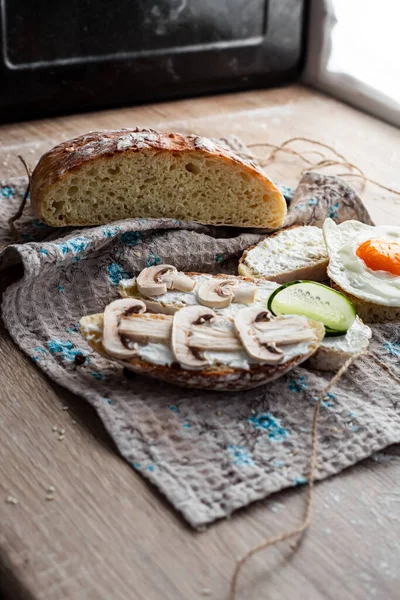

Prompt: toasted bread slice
xmin=239 ymin=226 xmax=328 ymax=283
xmin=31 ymin=128 xmax=286 ymax=229
xmin=80 ymin=312 xmax=324 ymax=392
xmin=119 ymin=271 xmax=371 ymax=372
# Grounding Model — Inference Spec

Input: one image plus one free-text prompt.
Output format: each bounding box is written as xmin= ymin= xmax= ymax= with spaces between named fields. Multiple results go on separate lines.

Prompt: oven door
xmin=0 ymin=0 xmax=306 ymax=123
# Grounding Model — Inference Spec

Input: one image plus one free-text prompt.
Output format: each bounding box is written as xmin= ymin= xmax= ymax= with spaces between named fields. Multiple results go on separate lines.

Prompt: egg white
xmin=323 ymin=219 xmax=400 ymax=307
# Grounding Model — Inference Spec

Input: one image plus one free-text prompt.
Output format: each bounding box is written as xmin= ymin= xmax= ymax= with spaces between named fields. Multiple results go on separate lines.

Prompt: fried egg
xmin=323 ymin=219 xmax=400 ymax=306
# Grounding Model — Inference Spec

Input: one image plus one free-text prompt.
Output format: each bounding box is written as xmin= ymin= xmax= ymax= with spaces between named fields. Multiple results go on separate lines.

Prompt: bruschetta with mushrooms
xmin=80 ymin=296 xmax=325 ymax=391
xmin=117 ymin=265 xmax=372 ymax=372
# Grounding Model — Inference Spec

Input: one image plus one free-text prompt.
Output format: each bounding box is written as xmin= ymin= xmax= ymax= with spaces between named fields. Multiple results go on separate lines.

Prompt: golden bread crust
xmin=31 ymin=128 xmax=286 ymax=227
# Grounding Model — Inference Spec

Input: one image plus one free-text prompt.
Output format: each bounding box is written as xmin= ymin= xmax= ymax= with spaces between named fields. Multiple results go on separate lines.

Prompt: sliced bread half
xmin=31 ymin=128 xmax=286 ymax=229
xmin=238 ymin=226 xmax=328 ymax=283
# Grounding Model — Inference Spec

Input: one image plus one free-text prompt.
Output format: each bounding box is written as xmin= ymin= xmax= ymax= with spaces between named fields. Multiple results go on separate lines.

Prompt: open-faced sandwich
xmin=239 ymin=225 xmax=329 ymax=283
xmin=118 ymin=264 xmax=371 ymax=370
xmin=323 ymin=219 xmax=400 ymax=323
xmin=80 ymin=258 xmax=373 ymax=389
xmin=80 ymin=269 xmax=326 ymax=391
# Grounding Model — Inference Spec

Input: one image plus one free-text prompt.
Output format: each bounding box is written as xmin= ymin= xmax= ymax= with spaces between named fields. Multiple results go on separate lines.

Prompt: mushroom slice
xmin=232 ymin=283 xmax=257 ymax=305
xmin=188 ymin=323 xmax=242 ymax=351
xmin=103 ymin=298 xmax=146 ymax=359
xmin=161 ymin=268 xmax=196 ymax=293
xmin=254 ymin=315 xmax=315 ymax=345
xmin=197 ymin=278 xmax=235 ymax=308
xmin=136 ymin=265 xmax=195 ymax=297
xmin=119 ymin=313 xmax=173 ymax=344
xmin=197 ymin=278 xmax=257 ymax=308
xmin=172 ymin=305 xmax=216 ymax=369
xmin=234 ymin=307 xmax=284 ymax=364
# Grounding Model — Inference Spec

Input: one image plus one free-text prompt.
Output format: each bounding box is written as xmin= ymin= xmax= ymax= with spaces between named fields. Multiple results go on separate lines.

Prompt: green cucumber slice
xmin=267 ymin=280 xmax=356 ymax=335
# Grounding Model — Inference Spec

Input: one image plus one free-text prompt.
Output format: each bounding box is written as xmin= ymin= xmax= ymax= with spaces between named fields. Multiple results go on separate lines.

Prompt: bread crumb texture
xmin=31 ymin=129 xmax=286 ymax=228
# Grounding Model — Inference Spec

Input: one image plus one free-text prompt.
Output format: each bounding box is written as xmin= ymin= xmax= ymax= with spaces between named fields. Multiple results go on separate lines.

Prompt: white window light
xmin=303 ymin=0 xmax=400 ymax=127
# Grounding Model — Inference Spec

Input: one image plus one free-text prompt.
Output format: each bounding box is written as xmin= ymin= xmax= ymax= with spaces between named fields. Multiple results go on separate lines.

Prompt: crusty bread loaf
xmin=31 ymin=128 xmax=286 ymax=229
xmin=80 ymin=312 xmax=324 ymax=392
xmin=239 ymin=225 xmax=328 ymax=283
xmin=331 ymin=283 xmax=400 ymax=324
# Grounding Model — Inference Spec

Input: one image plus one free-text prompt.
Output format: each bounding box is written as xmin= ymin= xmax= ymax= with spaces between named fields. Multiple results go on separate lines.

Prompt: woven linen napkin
xmin=1 ymin=138 xmax=399 ymax=528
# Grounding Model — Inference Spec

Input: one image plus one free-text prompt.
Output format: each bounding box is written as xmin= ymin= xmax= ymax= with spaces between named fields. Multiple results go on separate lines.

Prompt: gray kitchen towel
xmin=1 ymin=138 xmax=399 ymax=528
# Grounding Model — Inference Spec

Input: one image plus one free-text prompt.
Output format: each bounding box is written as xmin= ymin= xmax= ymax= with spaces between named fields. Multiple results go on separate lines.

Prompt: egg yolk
xmin=356 ymin=238 xmax=400 ymax=275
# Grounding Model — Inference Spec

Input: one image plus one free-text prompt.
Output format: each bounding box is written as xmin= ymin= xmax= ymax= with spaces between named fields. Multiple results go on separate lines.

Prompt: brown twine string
xmin=229 ymin=352 xmax=363 ymax=600
xmin=299 ymin=159 xmax=368 ymax=191
xmin=242 ymin=143 xmax=325 ymax=166
xmin=248 ymin=137 xmax=351 ymax=166
xmin=336 ymin=173 xmax=400 ymax=197
xmin=8 ymin=155 xmax=32 ymax=241
xmin=246 ymin=137 xmax=400 ymax=198
xmin=300 ymin=158 xmax=365 ymax=180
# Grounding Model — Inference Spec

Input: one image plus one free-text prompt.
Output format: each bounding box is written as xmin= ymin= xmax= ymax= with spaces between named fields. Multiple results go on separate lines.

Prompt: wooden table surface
xmin=1 ymin=85 xmax=400 ymax=600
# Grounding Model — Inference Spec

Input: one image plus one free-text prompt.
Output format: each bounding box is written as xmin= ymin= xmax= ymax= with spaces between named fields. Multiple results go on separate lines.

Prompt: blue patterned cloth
xmin=1 ymin=151 xmax=397 ymax=529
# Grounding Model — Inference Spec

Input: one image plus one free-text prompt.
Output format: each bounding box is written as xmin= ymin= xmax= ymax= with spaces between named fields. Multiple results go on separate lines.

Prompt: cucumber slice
xmin=267 ymin=280 xmax=356 ymax=335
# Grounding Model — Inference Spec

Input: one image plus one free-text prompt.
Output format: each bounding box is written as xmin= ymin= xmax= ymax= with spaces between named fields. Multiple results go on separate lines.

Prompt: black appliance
xmin=0 ymin=0 xmax=307 ymax=123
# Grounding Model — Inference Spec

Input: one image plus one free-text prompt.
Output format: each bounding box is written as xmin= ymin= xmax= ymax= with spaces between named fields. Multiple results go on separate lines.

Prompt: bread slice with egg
xmin=80 ymin=301 xmax=325 ymax=392
xmin=238 ymin=226 xmax=329 ymax=283
xmin=323 ymin=219 xmax=400 ymax=324
xmin=31 ymin=128 xmax=286 ymax=229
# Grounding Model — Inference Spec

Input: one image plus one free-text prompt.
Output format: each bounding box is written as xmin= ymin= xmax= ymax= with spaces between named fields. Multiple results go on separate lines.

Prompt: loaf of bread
xmin=31 ymin=128 xmax=286 ymax=229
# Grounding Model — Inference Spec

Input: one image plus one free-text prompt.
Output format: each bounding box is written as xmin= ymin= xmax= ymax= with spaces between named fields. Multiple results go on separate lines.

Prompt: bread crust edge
xmin=31 ymin=128 xmax=286 ymax=228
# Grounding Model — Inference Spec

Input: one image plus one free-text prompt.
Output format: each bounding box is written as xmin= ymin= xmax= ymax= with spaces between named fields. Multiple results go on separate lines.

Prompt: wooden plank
xmin=1 ymin=85 xmax=400 ymax=600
